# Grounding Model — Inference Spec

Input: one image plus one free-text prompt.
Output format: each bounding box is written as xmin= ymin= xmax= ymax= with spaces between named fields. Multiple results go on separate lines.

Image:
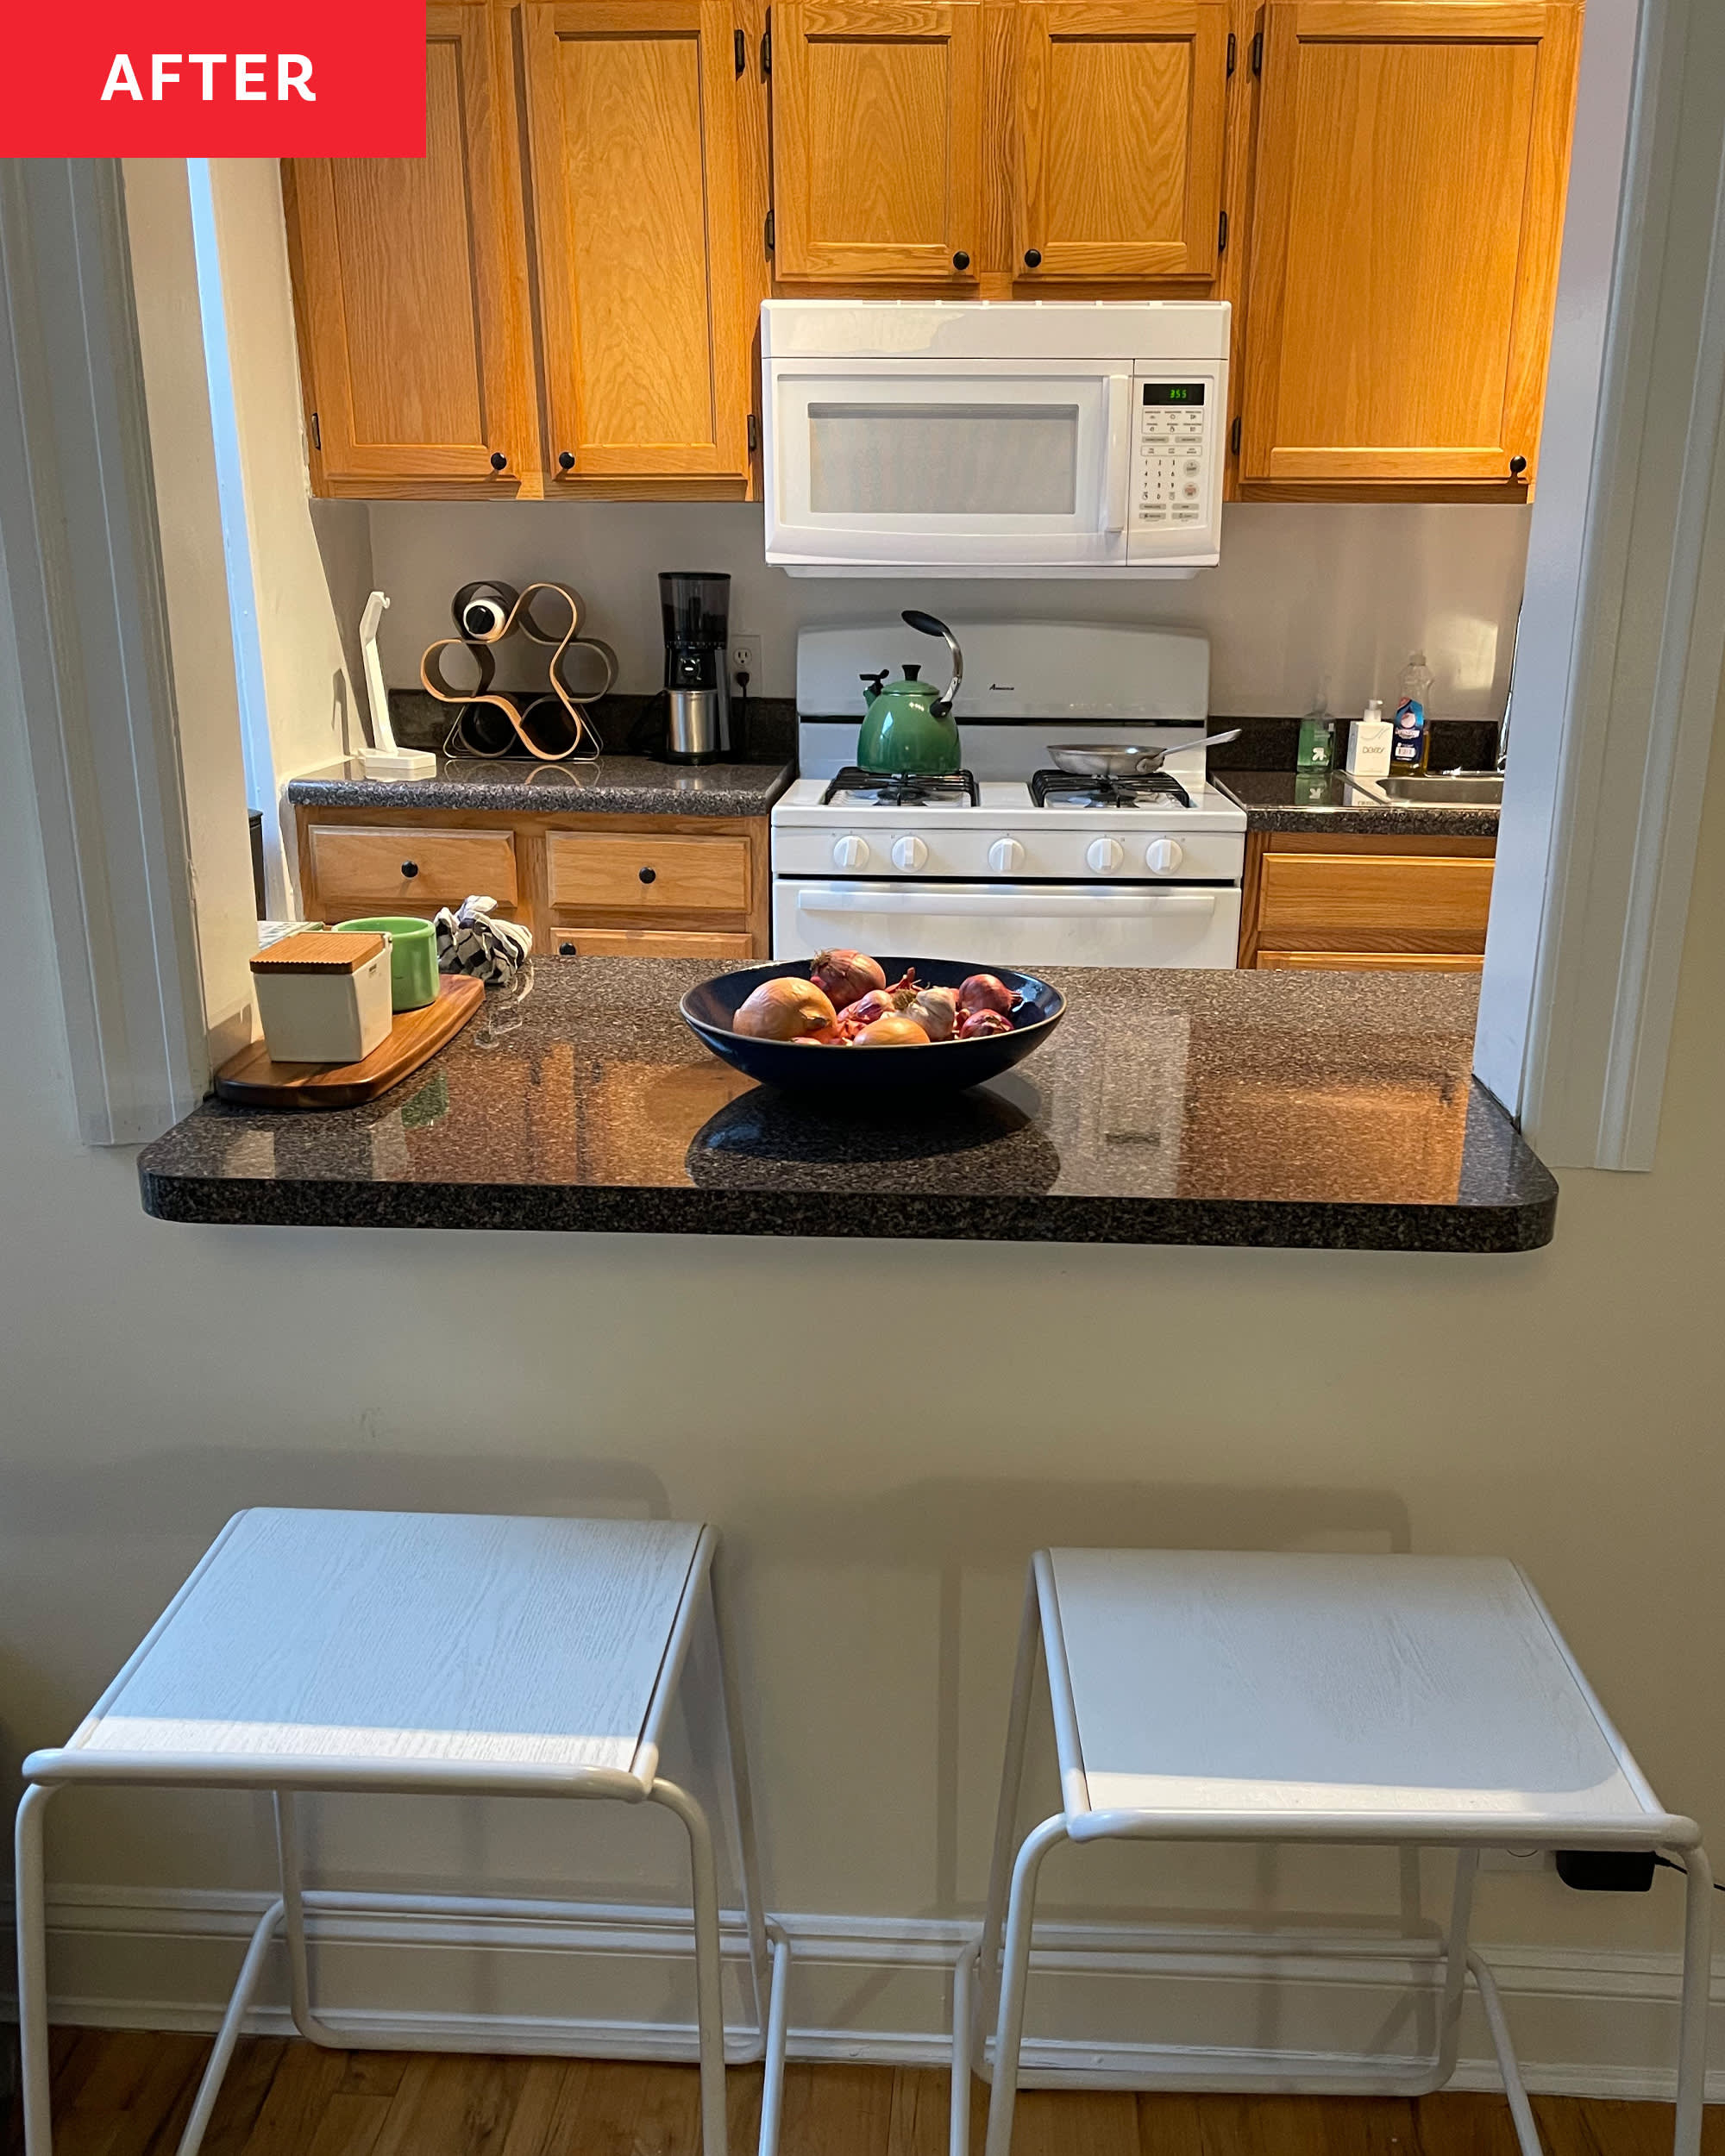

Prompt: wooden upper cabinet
xmin=1013 ymin=0 xmax=1229 ymax=281
xmin=770 ymin=3 xmax=984 ymax=281
xmin=523 ymin=0 xmax=752 ymax=482
xmin=283 ymin=6 xmax=536 ymax=493
xmin=1239 ymin=0 xmax=1582 ymax=488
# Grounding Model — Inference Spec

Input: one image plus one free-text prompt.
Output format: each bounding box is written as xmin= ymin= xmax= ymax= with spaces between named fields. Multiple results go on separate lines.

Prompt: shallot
xmin=957 ymin=1008 xmax=1011 ymax=1039
xmin=957 ymin=973 xmax=1014 ymax=1018
xmin=732 ymin=976 xmax=837 ymax=1040
xmin=809 ymin=949 xmax=887 ymax=1010
xmin=855 ymin=1014 xmax=931 ymax=1047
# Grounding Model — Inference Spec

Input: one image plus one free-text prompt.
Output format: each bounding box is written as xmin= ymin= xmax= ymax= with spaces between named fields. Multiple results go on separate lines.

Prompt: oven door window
xmin=768 ymin=363 xmax=1129 ymax=566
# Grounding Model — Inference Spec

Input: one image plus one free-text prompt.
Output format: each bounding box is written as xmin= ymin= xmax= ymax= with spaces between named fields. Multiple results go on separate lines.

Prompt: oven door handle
xmin=796 ymin=888 xmax=1217 ymax=918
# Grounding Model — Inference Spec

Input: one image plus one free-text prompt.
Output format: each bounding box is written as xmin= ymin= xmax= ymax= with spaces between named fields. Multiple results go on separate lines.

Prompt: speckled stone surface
xmin=1218 ymin=769 xmax=1501 ymax=837
xmin=138 ymin=962 xmax=1556 ymax=1250
xmin=286 ymin=754 xmax=794 ymax=818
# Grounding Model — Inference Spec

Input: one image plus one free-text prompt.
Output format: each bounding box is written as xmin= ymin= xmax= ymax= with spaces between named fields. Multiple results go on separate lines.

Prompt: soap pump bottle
xmin=1346 ymin=698 xmax=1392 ymax=777
xmin=1392 ymin=652 xmax=1433 ymax=772
xmin=1296 ymin=695 xmax=1335 ymax=774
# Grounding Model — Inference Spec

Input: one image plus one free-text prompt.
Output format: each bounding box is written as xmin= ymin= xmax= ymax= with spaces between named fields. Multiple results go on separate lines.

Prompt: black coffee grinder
xmin=659 ymin=572 xmax=732 ymax=763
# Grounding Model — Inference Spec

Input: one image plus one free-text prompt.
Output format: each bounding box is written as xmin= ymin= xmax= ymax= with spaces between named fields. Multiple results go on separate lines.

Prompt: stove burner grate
xmin=821 ymin=766 xmax=981 ymax=808
xmin=1029 ymin=768 xmax=1192 ymax=811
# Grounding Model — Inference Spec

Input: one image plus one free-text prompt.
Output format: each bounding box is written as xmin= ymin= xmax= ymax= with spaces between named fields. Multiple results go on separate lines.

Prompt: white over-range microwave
xmin=761 ymin=299 xmax=1230 ymax=578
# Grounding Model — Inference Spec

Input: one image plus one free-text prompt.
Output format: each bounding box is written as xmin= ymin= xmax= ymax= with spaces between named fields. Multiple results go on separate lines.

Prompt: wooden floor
xmin=20 ymin=2030 xmax=1714 ymax=2156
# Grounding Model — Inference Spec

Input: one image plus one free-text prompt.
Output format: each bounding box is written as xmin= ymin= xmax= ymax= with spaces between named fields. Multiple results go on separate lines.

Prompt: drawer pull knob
xmin=558 ymin=451 xmax=575 ymax=472
xmin=1023 ymin=248 xmax=1042 ymax=269
xmin=1509 ymin=454 xmax=1527 ymax=479
xmin=559 ymin=941 xmax=575 ymax=956
xmin=400 ymin=860 xmax=419 ymax=879
xmin=639 ymin=866 xmax=656 ymax=884
xmin=489 ymin=450 xmax=508 ymax=472
xmin=951 ymin=250 xmax=970 ymax=271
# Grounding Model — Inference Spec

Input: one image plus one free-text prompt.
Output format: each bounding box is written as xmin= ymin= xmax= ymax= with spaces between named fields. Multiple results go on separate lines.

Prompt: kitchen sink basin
xmin=1346 ymin=773 xmax=1504 ymax=807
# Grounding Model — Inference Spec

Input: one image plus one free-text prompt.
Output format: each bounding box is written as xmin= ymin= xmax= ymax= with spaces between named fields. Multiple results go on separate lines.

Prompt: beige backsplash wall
xmin=367 ymin=498 xmax=1531 ymax=722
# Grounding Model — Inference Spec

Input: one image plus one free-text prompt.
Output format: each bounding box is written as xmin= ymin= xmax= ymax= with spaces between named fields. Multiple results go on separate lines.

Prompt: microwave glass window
xmin=807 ymin=404 xmax=1080 ymax=516
xmin=1143 ymin=383 xmax=1205 ymax=404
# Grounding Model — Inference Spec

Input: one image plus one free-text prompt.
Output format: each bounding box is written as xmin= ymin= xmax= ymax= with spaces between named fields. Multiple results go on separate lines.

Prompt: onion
xmin=809 ymin=949 xmax=886 ymax=1010
xmin=855 ymin=1014 xmax=930 ymax=1047
xmin=904 ymin=986 xmax=958 ymax=1041
xmin=957 ymin=973 xmax=1015 ymax=1018
xmin=733 ymin=976 xmax=837 ymax=1040
xmin=957 ymin=1008 xmax=1011 ymax=1039
xmin=791 ymin=1024 xmax=844 ymax=1045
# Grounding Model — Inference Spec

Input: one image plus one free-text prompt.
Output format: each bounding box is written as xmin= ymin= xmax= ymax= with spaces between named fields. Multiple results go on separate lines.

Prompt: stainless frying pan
xmin=1048 ymin=730 xmax=1240 ymax=776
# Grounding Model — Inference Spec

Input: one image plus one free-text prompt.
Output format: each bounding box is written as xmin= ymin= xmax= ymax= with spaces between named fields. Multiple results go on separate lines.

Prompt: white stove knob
xmin=891 ymin=834 xmax=928 ymax=871
xmin=1145 ymin=837 xmax=1184 ymax=874
xmin=988 ymin=837 xmax=1026 ymax=874
xmin=832 ymin=834 xmax=870 ymax=870
xmin=1086 ymin=835 xmax=1125 ymax=874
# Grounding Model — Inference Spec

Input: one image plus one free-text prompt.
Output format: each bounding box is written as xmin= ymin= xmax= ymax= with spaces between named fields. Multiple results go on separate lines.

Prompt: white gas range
xmin=771 ymin=621 xmax=1246 ymax=968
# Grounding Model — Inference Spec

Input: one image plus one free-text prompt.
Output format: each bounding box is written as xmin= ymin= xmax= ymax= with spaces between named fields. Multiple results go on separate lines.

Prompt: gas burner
xmin=1029 ymin=768 xmax=1192 ymax=811
xmin=820 ymin=766 xmax=981 ymax=808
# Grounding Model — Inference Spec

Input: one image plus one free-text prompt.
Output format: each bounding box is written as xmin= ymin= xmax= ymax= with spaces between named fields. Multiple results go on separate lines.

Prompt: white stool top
xmin=41 ymin=1510 xmax=704 ymax=1786
xmin=1043 ymin=1550 xmax=1680 ymax=1842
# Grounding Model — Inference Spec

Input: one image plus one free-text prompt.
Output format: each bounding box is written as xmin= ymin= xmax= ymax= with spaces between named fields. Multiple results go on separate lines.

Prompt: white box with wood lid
xmin=251 ymin=931 xmax=392 ymax=1065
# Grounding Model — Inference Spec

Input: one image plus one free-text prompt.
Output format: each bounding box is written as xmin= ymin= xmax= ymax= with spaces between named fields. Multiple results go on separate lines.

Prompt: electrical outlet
xmin=730 ymin=633 xmax=762 ymax=686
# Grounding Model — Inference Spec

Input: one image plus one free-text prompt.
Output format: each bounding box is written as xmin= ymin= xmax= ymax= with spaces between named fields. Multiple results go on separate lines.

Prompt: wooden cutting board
xmin=214 ymin=975 xmax=484 ymax=1110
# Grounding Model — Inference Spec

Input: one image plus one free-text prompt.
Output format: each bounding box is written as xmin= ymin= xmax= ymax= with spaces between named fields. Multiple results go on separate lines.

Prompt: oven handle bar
xmin=794 ymin=889 xmax=1218 ymax=918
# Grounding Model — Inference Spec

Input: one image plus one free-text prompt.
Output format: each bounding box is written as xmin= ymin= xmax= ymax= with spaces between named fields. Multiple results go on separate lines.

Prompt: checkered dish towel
xmin=434 ymin=894 xmax=534 ymax=985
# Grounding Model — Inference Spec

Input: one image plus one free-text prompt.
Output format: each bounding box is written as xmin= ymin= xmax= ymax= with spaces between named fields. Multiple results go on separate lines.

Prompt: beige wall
xmin=204 ymin=160 xmax=373 ymax=793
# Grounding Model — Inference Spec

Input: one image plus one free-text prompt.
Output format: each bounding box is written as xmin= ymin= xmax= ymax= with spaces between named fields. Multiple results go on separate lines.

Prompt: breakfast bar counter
xmin=137 ymin=961 xmax=1555 ymax=1252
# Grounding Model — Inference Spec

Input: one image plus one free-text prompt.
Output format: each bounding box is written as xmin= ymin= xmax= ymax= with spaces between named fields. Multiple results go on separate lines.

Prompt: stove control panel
xmin=1129 ymin=375 xmax=1220 ymax=562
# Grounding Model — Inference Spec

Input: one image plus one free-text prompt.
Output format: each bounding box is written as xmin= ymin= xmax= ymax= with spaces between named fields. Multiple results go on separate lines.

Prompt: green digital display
xmin=1143 ymin=383 xmax=1205 ymax=405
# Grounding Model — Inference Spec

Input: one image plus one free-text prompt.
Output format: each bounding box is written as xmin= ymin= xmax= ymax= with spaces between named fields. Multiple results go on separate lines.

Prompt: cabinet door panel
xmin=525 ymin=0 xmax=750 ymax=479
xmin=285 ymin=7 xmax=535 ymax=488
xmin=1016 ymin=0 xmax=1227 ymax=280
xmin=547 ymin=832 xmax=752 ymax=914
xmin=1241 ymin=0 xmax=1580 ymax=486
xmin=1257 ymin=851 xmax=1495 ymax=951
xmin=773 ymin=3 xmax=983 ymax=280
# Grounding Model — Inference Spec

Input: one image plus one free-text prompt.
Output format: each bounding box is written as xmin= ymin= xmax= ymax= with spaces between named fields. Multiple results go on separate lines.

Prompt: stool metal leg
xmin=173 ymin=1896 xmax=287 ymax=2156
xmin=709 ymin=1559 xmax=775 ymax=2046
xmin=15 ymin=1783 xmax=55 ymax=2156
xmin=274 ymin=1789 xmax=346 ymax=2049
xmin=1433 ymin=1847 xmax=1478 ymax=2088
xmin=975 ymin=1570 xmax=1045 ymax=2068
xmin=651 ymin=1777 xmax=731 ymax=2156
xmin=1672 ymin=1843 xmax=1713 ymax=2156
xmin=982 ymin=1815 xmax=1070 ymax=2156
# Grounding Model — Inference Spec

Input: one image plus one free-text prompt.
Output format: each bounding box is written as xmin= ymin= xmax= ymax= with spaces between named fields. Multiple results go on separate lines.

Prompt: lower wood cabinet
xmin=295 ymin=809 xmax=771 ymax=957
xmin=1239 ymin=829 xmax=1496 ymax=969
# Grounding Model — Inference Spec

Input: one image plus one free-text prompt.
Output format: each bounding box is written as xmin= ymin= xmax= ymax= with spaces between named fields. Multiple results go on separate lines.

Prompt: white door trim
xmin=0 ymin=158 xmax=205 ymax=1143
xmin=1477 ymin=0 xmax=1725 ymax=1169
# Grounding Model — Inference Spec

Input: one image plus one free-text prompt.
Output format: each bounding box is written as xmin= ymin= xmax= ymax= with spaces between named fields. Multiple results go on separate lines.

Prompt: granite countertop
xmin=286 ymin=754 xmax=794 ymax=818
xmin=1218 ymin=769 xmax=1501 ymax=837
xmin=138 ymin=962 xmax=1556 ymax=1252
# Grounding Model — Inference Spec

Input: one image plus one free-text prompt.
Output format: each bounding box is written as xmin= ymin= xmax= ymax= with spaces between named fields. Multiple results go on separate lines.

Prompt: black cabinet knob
xmin=400 ymin=860 xmax=419 ymax=879
xmin=559 ymin=941 xmax=575 ymax=956
xmin=638 ymin=866 xmax=656 ymax=885
xmin=1509 ymin=454 xmax=1528 ymax=479
xmin=489 ymin=450 xmax=508 ymax=472
xmin=1023 ymin=248 xmax=1042 ymax=269
xmin=558 ymin=450 xmax=575 ymax=471
xmin=951 ymin=250 xmax=970 ymax=271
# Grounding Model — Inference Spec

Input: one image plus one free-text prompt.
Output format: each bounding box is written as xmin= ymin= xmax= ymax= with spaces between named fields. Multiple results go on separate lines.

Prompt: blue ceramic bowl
xmin=680 ymin=956 xmax=1065 ymax=1093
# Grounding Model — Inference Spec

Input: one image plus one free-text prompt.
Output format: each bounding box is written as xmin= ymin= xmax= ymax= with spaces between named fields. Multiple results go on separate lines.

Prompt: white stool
xmin=14 ymin=1509 xmax=791 ymax=2156
xmin=957 ymin=1550 xmax=1711 ymax=2156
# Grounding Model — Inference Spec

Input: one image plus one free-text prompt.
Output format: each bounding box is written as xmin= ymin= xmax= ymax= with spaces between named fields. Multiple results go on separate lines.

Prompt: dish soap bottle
xmin=1296 ymin=697 xmax=1335 ymax=774
xmin=1391 ymin=653 xmax=1433 ymax=772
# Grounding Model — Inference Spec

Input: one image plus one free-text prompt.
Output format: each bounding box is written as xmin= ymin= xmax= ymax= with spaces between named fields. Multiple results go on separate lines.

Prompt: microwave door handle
xmin=1105 ymin=374 xmax=1132 ymax=536
xmin=799 ymin=889 xmax=1216 ymax=918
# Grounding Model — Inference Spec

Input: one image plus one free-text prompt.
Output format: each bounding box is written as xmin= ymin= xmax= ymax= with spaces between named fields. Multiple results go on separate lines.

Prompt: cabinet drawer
xmin=547 ymin=832 xmax=750 ymax=916
xmin=553 ymin=928 xmax=758 ymax=959
xmin=1257 ymin=950 xmax=1485 ymax=974
xmin=305 ymin=824 xmax=519 ymax=912
xmin=1258 ymin=853 xmax=1494 ymax=953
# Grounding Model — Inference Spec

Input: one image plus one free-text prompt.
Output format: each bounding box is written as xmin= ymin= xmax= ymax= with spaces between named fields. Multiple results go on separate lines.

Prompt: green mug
xmin=335 ymin=917 xmax=441 ymax=1012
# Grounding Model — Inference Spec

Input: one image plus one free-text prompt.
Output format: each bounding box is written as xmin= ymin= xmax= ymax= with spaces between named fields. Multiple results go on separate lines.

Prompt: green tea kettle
xmin=856 ymin=611 xmax=964 ymax=775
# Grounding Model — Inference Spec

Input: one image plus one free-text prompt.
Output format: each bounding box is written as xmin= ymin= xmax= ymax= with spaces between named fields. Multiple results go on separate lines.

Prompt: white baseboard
xmin=11 ymin=1887 xmax=1723 ymax=2103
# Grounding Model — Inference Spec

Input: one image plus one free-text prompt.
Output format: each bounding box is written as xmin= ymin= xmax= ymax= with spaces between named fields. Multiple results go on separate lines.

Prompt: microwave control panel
xmin=1128 ymin=375 xmax=1221 ymax=560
